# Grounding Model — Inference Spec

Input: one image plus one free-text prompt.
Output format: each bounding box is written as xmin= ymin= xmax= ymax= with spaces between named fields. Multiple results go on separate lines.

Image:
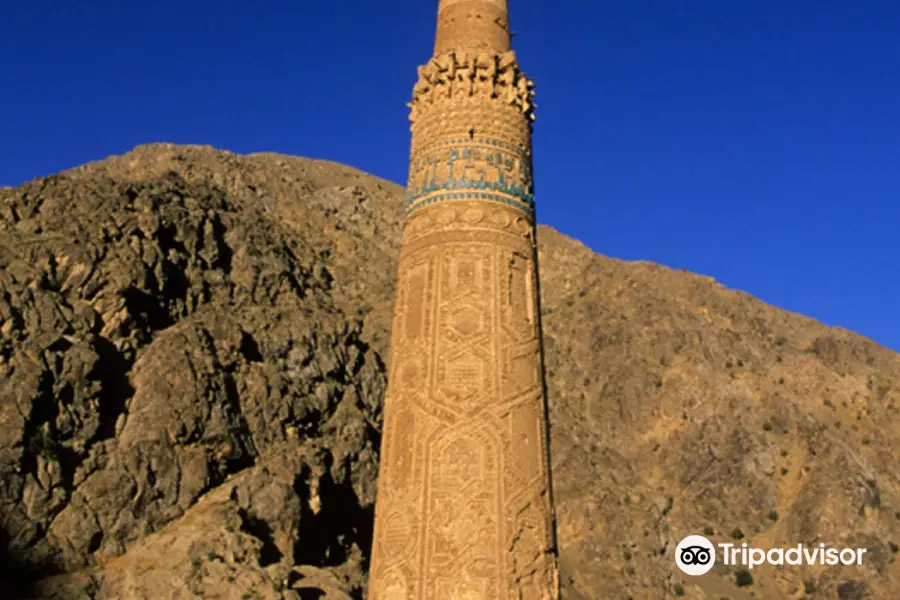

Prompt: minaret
xmin=367 ymin=0 xmax=559 ymax=597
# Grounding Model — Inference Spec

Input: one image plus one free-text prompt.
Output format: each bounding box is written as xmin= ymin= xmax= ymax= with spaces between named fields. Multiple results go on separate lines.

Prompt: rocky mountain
xmin=1 ymin=143 xmax=898 ymax=599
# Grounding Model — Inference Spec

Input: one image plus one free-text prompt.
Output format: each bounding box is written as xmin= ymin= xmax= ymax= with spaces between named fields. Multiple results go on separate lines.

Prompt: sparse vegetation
xmin=735 ymin=569 xmax=753 ymax=587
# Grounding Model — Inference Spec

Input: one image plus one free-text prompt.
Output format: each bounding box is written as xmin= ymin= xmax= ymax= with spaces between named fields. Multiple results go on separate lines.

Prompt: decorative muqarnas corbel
xmin=408 ymin=50 xmax=536 ymax=123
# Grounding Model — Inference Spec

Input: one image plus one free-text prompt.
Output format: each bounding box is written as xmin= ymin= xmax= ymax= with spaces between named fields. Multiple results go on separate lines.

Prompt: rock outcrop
xmin=1 ymin=144 xmax=898 ymax=598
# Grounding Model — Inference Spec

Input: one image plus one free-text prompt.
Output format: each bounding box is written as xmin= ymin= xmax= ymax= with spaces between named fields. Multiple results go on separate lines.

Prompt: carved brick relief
xmin=370 ymin=203 xmax=557 ymax=597
xmin=400 ymin=259 xmax=433 ymax=341
xmin=409 ymin=51 xmax=535 ymax=124
xmin=503 ymin=397 xmax=546 ymax=492
xmin=402 ymin=202 xmax=535 ymax=255
xmin=369 ymin=2 xmax=558 ymax=596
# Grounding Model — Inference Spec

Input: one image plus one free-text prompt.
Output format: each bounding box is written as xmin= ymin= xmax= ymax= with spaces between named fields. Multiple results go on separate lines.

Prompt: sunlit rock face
xmin=0 ymin=143 xmax=898 ymax=599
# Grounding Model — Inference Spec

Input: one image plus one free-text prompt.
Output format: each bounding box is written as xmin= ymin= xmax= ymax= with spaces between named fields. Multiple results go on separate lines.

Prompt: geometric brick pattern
xmin=368 ymin=1 xmax=560 ymax=597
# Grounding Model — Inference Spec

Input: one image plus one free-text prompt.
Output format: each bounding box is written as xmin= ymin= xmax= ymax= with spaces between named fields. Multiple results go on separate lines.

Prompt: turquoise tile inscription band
xmin=405 ymin=137 xmax=534 ymax=214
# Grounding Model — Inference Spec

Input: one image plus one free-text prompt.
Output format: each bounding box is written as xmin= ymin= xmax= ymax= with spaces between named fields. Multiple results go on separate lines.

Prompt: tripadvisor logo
xmin=676 ymin=535 xmax=716 ymax=576
xmin=675 ymin=534 xmax=868 ymax=576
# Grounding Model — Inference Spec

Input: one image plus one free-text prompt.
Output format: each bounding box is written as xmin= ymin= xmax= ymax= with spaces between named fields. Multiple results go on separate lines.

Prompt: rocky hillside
xmin=1 ymin=144 xmax=898 ymax=599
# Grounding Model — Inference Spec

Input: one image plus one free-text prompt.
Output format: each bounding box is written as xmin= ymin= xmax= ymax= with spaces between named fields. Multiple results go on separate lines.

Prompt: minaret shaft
xmin=435 ymin=0 xmax=511 ymax=54
xmin=367 ymin=1 xmax=559 ymax=597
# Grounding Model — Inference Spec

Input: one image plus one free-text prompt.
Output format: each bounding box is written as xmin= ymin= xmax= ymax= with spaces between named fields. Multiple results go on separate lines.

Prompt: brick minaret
xmin=367 ymin=0 xmax=560 ymax=597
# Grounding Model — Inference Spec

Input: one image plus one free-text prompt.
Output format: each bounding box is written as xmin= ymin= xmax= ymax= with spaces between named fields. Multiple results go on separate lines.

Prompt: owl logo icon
xmin=675 ymin=535 xmax=716 ymax=576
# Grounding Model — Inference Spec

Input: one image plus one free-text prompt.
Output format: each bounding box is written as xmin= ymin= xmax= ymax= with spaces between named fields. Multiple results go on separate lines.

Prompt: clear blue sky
xmin=2 ymin=1 xmax=898 ymax=351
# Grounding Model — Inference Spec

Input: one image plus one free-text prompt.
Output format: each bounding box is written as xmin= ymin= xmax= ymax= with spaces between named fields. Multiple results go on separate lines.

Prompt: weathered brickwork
xmin=406 ymin=50 xmax=535 ymax=215
xmin=434 ymin=0 xmax=511 ymax=55
xmin=368 ymin=1 xmax=560 ymax=598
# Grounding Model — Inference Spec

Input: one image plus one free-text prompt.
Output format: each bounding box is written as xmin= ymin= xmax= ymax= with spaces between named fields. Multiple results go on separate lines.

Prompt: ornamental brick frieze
xmin=408 ymin=51 xmax=536 ymax=124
